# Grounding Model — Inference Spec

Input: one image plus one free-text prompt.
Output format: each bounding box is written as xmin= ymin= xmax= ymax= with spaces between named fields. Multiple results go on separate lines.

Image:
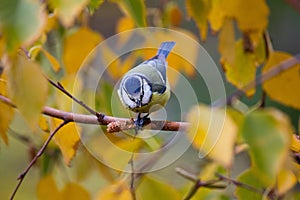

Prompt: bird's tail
xmin=157 ymin=41 xmax=176 ymax=58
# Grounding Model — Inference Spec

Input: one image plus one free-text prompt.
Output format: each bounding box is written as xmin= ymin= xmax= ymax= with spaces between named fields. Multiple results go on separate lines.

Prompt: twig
xmin=176 ymin=168 xmax=226 ymax=200
xmin=216 ymin=173 xmax=264 ymax=194
xmin=0 ymin=94 xmax=189 ymax=132
xmin=10 ymin=120 xmax=70 ymax=200
xmin=212 ymin=53 xmax=300 ymax=107
xmin=47 ymin=79 xmax=105 ymax=122
xmin=129 ymin=153 xmax=137 ymax=200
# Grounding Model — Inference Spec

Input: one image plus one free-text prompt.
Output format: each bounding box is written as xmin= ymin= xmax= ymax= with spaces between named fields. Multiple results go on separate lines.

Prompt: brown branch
xmin=10 ymin=120 xmax=69 ymax=200
xmin=0 ymin=94 xmax=189 ymax=132
xmin=212 ymin=53 xmax=300 ymax=107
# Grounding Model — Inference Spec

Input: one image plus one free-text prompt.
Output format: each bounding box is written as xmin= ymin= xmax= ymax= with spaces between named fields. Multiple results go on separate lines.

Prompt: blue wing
xmin=156 ymin=41 xmax=176 ymax=58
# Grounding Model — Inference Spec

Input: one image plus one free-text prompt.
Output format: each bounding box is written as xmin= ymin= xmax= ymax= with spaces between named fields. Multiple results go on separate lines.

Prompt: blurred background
xmin=1 ymin=0 xmax=300 ymax=199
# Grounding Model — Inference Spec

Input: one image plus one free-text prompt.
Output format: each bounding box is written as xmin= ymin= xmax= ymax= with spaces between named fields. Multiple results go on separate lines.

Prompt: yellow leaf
xmin=262 ymin=51 xmax=300 ymax=110
xmin=7 ymin=55 xmax=48 ymax=129
xmin=106 ymin=50 xmax=135 ymax=80
xmin=0 ymin=102 xmax=13 ymax=145
xmin=291 ymin=134 xmax=300 ymax=153
xmin=226 ymin=0 xmax=269 ymax=33
xmin=116 ymin=16 xmax=135 ymax=33
xmin=37 ymin=175 xmax=63 ymax=200
xmin=186 ymin=0 xmax=211 ymax=41
xmin=49 ymin=0 xmax=89 ymax=27
xmin=63 ymin=27 xmax=102 ymax=74
xmin=62 ymin=183 xmax=90 ymax=200
xmin=51 ymin=118 xmax=81 ymax=166
xmin=89 ymin=133 xmax=143 ymax=170
xmin=208 ymin=0 xmax=226 ymax=32
xmin=223 ymin=40 xmax=257 ymax=96
xmin=277 ymin=167 xmax=297 ymax=195
xmin=41 ymin=48 xmax=61 ymax=72
xmin=37 ymin=175 xmax=90 ymax=200
xmin=96 ymin=181 xmax=132 ymax=200
xmin=219 ymin=18 xmax=235 ymax=66
xmin=186 ymin=104 xmax=237 ymax=168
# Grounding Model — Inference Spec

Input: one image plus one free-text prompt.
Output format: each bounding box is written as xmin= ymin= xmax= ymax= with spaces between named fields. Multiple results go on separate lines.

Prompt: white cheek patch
xmin=121 ymin=88 xmax=137 ymax=109
xmin=141 ymin=79 xmax=152 ymax=105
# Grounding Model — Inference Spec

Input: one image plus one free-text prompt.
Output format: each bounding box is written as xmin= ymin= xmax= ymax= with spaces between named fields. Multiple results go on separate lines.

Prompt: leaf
xmin=235 ymin=168 xmax=264 ymax=200
xmin=242 ymin=109 xmax=292 ymax=185
xmin=0 ymin=75 xmax=14 ymax=145
xmin=186 ymin=0 xmax=211 ymax=41
xmin=7 ymin=55 xmax=48 ymax=129
xmin=63 ymin=27 xmax=102 ymax=74
xmin=88 ymin=0 xmax=104 ymax=14
xmin=226 ymin=0 xmax=269 ymax=33
xmin=186 ymin=104 xmax=237 ymax=168
xmin=163 ymin=2 xmax=183 ymax=27
xmin=0 ymin=0 xmax=46 ymax=52
xmin=62 ymin=183 xmax=90 ymax=200
xmin=96 ymin=180 xmax=132 ymax=200
xmin=29 ymin=45 xmax=61 ymax=72
xmin=208 ymin=0 xmax=226 ymax=32
xmin=37 ymin=175 xmax=63 ymax=200
xmin=219 ymin=18 xmax=235 ymax=66
xmin=37 ymin=175 xmax=90 ymax=200
xmin=48 ymin=0 xmax=89 ymax=27
xmin=277 ymin=167 xmax=297 ymax=195
xmin=51 ymin=118 xmax=81 ymax=166
xmin=262 ymin=51 xmax=300 ymax=110
xmin=223 ymin=40 xmax=257 ymax=96
xmin=137 ymin=175 xmax=181 ymax=200
xmin=112 ymin=0 xmax=147 ymax=27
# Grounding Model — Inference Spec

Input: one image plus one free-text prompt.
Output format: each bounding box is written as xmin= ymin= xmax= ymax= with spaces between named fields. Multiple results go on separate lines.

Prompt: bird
xmin=118 ymin=41 xmax=175 ymax=128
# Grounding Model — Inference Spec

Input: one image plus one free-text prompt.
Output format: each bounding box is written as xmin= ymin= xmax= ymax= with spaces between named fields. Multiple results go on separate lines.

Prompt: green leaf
xmin=88 ymin=0 xmax=104 ymax=14
xmin=137 ymin=175 xmax=181 ymax=200
xmin=235 ymin=168 xmax=265 ymax=200
xmin=0 ymin=0 xmax=46 ymax=52
xmin=7 ymin=55 xmax=48 ymax=129
xmin=112 ymin=0 xmax=147 ymax=27
xmin=242 ymin=109 xmax=292 ymax=185
xmin=49 ymin=0 xmax=89 ymax=27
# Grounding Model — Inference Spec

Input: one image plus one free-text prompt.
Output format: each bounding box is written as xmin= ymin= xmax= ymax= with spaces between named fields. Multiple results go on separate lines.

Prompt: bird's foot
xmin=134 ymin=113 xmax=150 ymax=130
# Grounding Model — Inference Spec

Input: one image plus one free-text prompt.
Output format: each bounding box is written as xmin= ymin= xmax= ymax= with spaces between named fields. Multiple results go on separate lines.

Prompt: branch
xmin=176 ymin=168 xmax=226 ymax=200
xmin=10 ymin=120 xmax=69 ymax=200
xmin=0 ymin=94 xmax=189 ymax=132
xmin=212 ymin=53 xmax=300 ymax=107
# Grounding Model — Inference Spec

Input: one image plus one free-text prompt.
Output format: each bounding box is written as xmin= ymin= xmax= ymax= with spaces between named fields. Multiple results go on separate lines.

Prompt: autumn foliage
xmin=0 ymin=0 xmax=300 ymax=199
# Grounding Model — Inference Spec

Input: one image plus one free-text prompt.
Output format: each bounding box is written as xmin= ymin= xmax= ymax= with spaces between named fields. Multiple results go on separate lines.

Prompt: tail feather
xmin=157 ymin=41 xmax=175 ymax=58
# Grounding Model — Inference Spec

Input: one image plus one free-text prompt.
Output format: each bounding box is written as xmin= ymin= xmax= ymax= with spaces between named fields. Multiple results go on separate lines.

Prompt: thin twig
xmin=47 ymin=79 xmax=105 ymax=122
xmin=10 ymin=120 xmax=70 ymax=200
xmin=176 ymin=168 xmax=226 ymax=200
xmin=212 ymin=53 xmax=300 ymax=107
xmin=216 ymin=173 xmax=264 ymax=194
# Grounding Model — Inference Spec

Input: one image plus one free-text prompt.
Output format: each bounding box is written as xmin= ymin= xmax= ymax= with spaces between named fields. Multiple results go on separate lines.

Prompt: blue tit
xmin=118 ymin=41 xmax=175 ymax=127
